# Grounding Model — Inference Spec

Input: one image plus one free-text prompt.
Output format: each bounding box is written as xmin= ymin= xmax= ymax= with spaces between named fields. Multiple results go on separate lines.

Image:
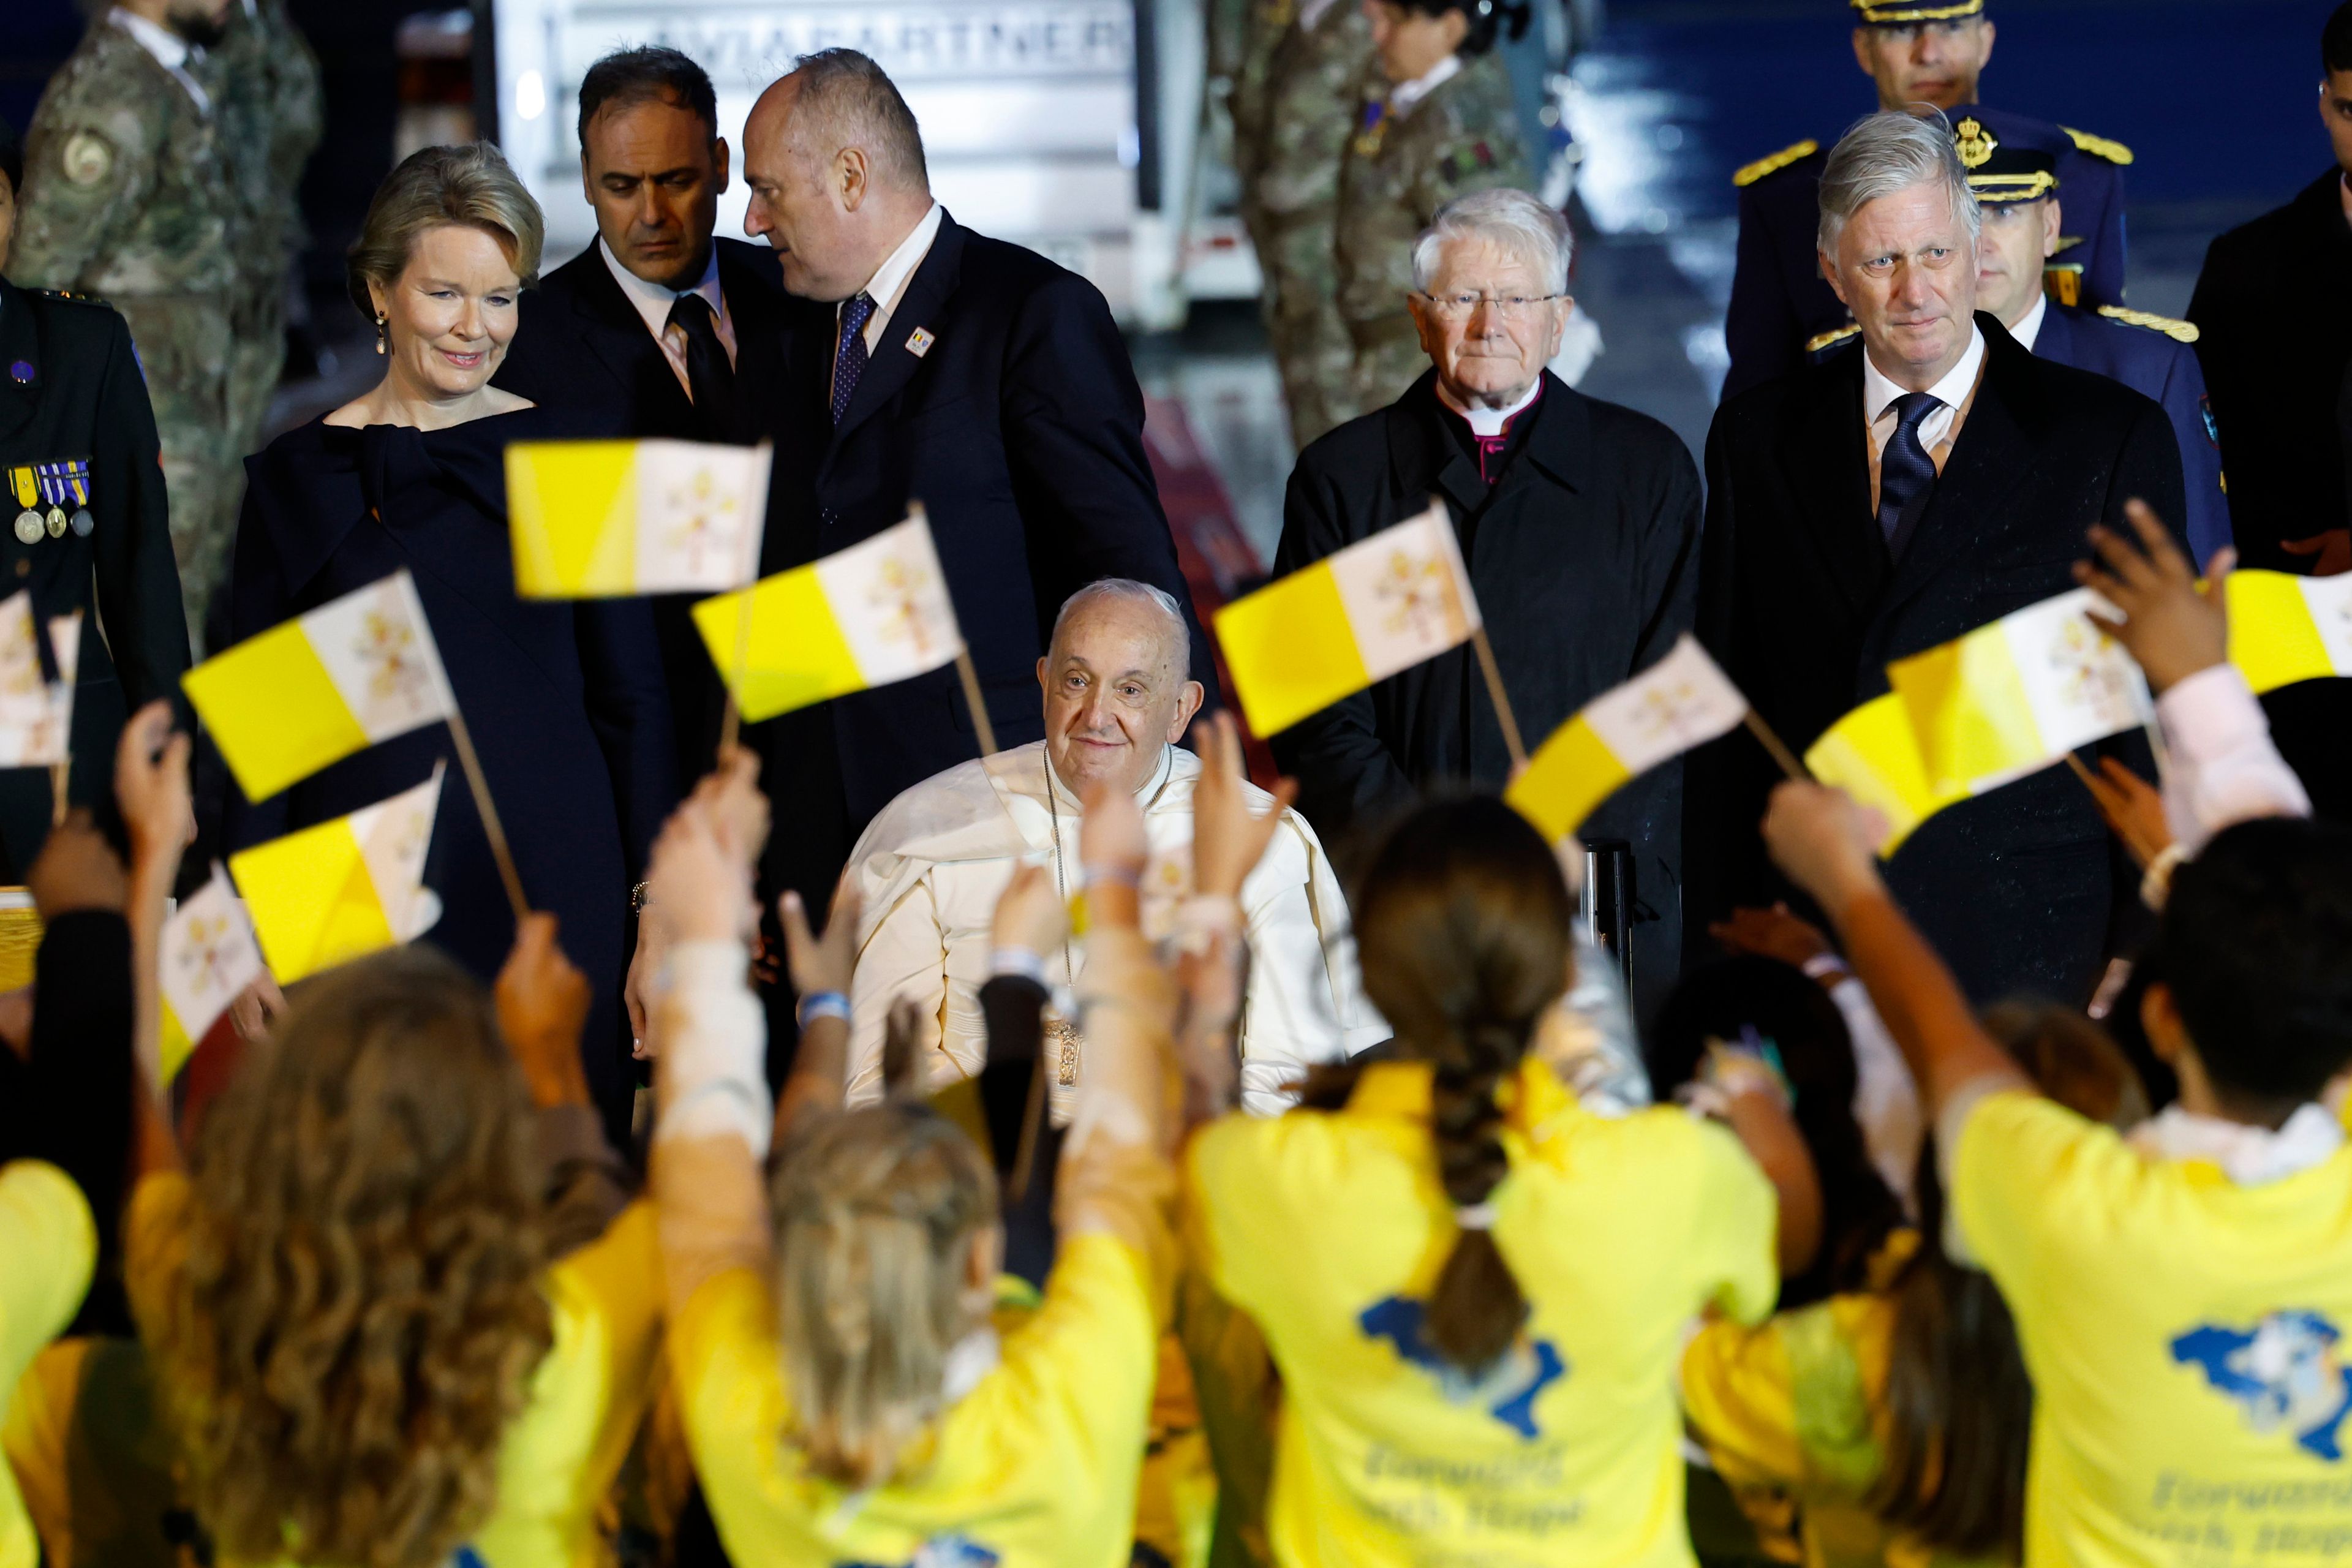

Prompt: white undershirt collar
xmin=108 ymin=7 xmax=210 ymax=114
xmin=840 ymin=200 xmax=943 ymax=354
xmin=1389 ymin=54 xmax=1462 ymax=120
xmin=2129 ymin=1103 xmax=2346 ymax=1186
xmin=2009 ymin=290 xmax=2049 ymax=353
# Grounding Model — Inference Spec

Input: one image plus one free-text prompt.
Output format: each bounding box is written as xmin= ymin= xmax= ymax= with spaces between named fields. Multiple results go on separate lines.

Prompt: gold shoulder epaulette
xmin=2061 ymin=127 xmax=2134 ymax=165
xmin=2097 ymin=305 xmax=2198 ymax=344
xmin=1733 ymin=140 xmax=1819 ymax=188
xmin=1806 ymin=323 xmax=1861 ymax=355
xmin=31 ymin=288 xmax=107 ymax=308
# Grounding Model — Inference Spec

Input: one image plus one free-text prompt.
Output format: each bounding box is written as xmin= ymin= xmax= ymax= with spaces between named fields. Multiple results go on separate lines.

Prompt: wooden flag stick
xmin=716 ymin=584 xmax=757 ymax=760
xmin=443 ymin=706 xmax=530 ymax=924
xmin=2064 ymin=751 xmax=2100 ymax=791
xmin=1742 ymin=709 xmax=1813 ymax=783
xmin=48 ymin=758 xmax=66 ymax=827
xmin=954 ymin=647 xmax=999 ymax=758
xmin=1006 ymin=1049 xmax=1049 ymax=1204
xmin=1468 ymin=625 xmax=1528 ymax=771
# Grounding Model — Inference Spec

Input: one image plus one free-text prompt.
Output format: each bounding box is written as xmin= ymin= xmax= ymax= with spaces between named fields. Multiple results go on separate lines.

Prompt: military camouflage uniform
xmin=213 ymin=0 xmax=322 ymax=472
xmin=1246 ymin=1 xmax=1376 ymax=448
xmin=10 ymin=16 xmax=245 ymax=647
xmin=1334 ymin=53 xmax=1530 ymax=419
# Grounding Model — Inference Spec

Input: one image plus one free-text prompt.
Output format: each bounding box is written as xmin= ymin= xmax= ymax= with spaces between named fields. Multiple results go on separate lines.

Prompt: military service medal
xmin=7 ymin=469 xmax=40 ymax=546
xmin=34 ymin=461 xmax=92 ymax=541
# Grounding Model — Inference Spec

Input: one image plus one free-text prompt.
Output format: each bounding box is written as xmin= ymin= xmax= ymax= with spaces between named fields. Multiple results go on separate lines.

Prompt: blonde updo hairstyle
xmin=345 ymin=141 xmax=545 ymax=322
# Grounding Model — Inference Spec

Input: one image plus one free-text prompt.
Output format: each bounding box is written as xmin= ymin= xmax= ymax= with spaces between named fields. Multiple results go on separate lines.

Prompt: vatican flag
xmin=2226 ymin=570 xmax=2352 ymax=695
xmin=0 ymin=596 xmax=80 ymax=766
xmin=1804 ymin=693 xmax=1963 ymax=856
xmin=1507 ymin=636 xmax=1748 ymax=842
xmin=691 ymin=510 xmax=965 ymax=722
xmin=1885 ymin=588 xmax=2152 ymax=801
xmin=185 ymin=570 xmax=456 ymax=803
xmin=505 ymin=439 xmax=770 ymax=598
xmin=228 ymin=764 xmax=445 ymax=986
xmin=157 ymin=864 xmax=266 ymax=1080
xmin=1214 ymin=500 xmax=1479 ymax=737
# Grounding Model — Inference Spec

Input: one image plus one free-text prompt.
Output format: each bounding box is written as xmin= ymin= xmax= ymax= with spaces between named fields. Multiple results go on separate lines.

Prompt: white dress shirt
xmin=108 ymin=7 xmax=211 ymax=114
xmin=1861 ymin=322 xmax=1985 ymax=466
xmin=838 ymin=200 xmax=944 ymax=360
xmin=2007 ymin=289 xmax=2049 ymax=353
xmin=1387 ymin=54 xmax=1461 ymax=120
xmin=2154 ymin=663 xmax=2313 ymax=856
xmin=598 ymin=238 xmax=736 ymax=402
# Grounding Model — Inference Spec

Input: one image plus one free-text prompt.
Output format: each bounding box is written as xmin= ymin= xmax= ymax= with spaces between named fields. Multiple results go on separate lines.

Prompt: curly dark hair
xmin=151 ymin=947 xmax=552 ymax=1568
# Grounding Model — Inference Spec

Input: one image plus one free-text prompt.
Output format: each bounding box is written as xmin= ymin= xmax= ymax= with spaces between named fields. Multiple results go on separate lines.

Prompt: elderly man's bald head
xmin=1038 ymin=580 xmax=1204 ymax=794
xmin=741 ymin=48 xmax=932 ymax=300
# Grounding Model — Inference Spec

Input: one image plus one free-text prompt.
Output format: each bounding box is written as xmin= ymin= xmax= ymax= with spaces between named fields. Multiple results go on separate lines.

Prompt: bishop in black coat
xmin=1272 ymin=367 xmax=1703 ymax=981
xmin=1687 ymin=314 xmax=2185 ymax=1007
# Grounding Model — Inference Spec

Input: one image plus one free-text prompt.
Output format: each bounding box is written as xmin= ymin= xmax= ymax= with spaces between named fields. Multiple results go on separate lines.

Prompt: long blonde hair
xmin=151 ymin=948 xmax=552 ymax=1568
xmin=770 ymin=1101 xmax=997 ymax=1488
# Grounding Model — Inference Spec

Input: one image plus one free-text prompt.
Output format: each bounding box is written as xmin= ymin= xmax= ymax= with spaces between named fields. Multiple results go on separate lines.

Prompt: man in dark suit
xmin=733 ymin=47 xmax=1216 ymax=939
xmin=2187 ymin=1 xmax=2352 ymax=818
xmin=494 ymin=47 xmax=789 ymax=782
xmin=1722 ymin=0 xmax=2132 ymax=401
xmin=1689 ymin=111 xmax=2184 ymax=1008
xmin=1943 ymin=116 xmax=2228 ymax=568
xmin=1273 ymin=187 xmax=1702 ymax=990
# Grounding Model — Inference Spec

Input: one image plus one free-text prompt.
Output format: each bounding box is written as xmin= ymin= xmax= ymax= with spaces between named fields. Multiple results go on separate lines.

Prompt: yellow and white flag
xmin=506 ymin=439 xmax=771 ymax=598
xmin=157 ymin=864 xmax=266 ymax=1080
xmin=1507 ymin=635 xmax=1748 ymax=842
xmin=0 ymin=600 xmax=80 ymax=767
xmin=186 ymin=570 xmax=456 ymax=803
xmin=1886 ymin=587 xmax=2151 ymax=801
xmin=1804 ymin=693 xmax=1962 ymax=856
xmin=228 ymin=764 xmax=445 ymax=986
xmin=691 ymin=510 xmax=964 ymax=722
xmin=1215 ymin=500 xmax=1479 ymax=737
xmin=2226 ymin=570 xmax=2352 ymax=695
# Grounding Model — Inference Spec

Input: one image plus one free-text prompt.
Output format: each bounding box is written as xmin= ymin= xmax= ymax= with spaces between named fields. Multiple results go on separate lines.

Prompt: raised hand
xmin=1192 ymin=711 xmax=1296 ymax=901
xmin=2076 ymin=499 xmax=2231 ymax=695
xmin=496 ymin=911 xmax=592 ymax=1107
xmin=1760 ymin=782 xmax=1888 ymax=919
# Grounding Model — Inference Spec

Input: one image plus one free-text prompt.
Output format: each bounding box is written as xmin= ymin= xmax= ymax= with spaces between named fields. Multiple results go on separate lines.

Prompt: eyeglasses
xmin=1415 ymin=292 xmax=1568 ymax=322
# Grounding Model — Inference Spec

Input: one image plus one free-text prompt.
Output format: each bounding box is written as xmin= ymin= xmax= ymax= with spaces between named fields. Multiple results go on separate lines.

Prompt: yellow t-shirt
xmin=1185 ymin=1058 xmax=1779 ymax=1568
xmin=126 ymin=1174 xmax=665 ymax=1568
xmin=672 ymin=1230 xmax=1164 ymax=1568
xmin=1954 ymin=1089 xmax=2352 ymax=1568
xmin=0 ymin=1162 xmax=96 ymax=1568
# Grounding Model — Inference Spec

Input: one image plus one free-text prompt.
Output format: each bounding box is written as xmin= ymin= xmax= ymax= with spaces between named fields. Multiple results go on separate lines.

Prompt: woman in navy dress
xmin=225 ymin=143 xmax=676 ymax=1134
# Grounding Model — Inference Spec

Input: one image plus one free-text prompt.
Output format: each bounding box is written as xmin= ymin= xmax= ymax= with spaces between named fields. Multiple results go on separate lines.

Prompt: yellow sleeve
xmin=1950 ymin=1090 xmax=2130 ymax=1294
xmin=471 ymin=1202 xmax=666 ymax=1568
xmin=120 ymin=1171 xmax=192 ymax=1352
xmin=1000 ymin=1232 xmax=1163 ymax=1468
xmin=1681 ymin=1317 xmax=1806 ymax=1491
xmin=0 ymin=1164 xmax=96 ymax=1379
xmin=1182 ymin=1113 xmax=1277 ymax=1319
xmin=669 ymin=1265 xmax=820 ymax=1565
xmin=1687 ymin=1119 xmax=1782 ymax=1327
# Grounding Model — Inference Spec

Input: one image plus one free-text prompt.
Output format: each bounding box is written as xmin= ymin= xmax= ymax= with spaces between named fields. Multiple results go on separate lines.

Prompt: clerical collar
xmin=2128 ymin=1103 xmax=2345 ymax=1186
xmin=1435 ymin=373 xmax=1543 ymax=437
xmin=1389 ymin=54 xmax=1461 ymax=120
xmin=1044 ymin=742 xmax=1177 ymax=813
xmin=109 ymin=6 xmax=211 ymax=113
xmin=2008 ymin=290 xmax=2048 ymax=353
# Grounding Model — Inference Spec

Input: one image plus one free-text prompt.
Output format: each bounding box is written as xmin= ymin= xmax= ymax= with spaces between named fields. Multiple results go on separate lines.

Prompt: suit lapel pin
xmin=8 ymin=362 xmax=31 ymax=385
xmin=905 ymin=326 xmax=935 ymax=358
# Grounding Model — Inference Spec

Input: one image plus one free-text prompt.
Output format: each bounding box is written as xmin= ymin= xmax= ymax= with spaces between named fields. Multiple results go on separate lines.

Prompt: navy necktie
xmin=665 ymin=292 xmax=736 ymax=439
xmin=831 ymin=292 xmax=876 ymax=425
xmin=1876 ymin=390 xmax=1941 ymax=555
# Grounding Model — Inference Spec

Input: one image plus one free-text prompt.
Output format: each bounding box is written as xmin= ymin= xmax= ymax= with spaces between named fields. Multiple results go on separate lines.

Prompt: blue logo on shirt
xmin=839 ymin=1535 xmax=1001 ymax=1568
xmin=1359 ymin=1295 xmax=1566 ymax=1439
xmin=2171 ymin=1310 xmax=2352 ymax=1461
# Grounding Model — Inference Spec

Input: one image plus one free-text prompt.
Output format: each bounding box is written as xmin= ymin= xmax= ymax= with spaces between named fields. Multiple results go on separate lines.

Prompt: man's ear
xmin=2040 ymin=198 xmax=2063 ymax=262
xmin=713 ymin=136 xmax=733 ymax=196
xmin=836 ymin=146 xmax=869 ymax=213
xmin=579 ymin=149 xmax=595 ymax=208
xmin=1976 ymin=18 xmax=1995 ymax=70
xmin=2142 ymin=981 xmax=2188 ymax=1067
xmin=1407 ymin=293 xmax=1443 ymax=358
xmin=1819 ymin=251 xmax=1850 ymax=308
xmin=1850 ymin=27 xmax=1876 ymax=81
xmin=1172 ymin=680 xmax=1206 ymax=740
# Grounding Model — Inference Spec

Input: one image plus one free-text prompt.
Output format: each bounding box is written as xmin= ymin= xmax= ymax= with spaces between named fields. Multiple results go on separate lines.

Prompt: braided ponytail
xmin=1353 ymin=797 xmax=1575 ymax=1378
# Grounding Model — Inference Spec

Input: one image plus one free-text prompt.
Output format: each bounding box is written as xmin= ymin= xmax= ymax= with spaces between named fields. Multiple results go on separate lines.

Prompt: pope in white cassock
xmin=843 ymin=578 xmax=1382 ymax=1117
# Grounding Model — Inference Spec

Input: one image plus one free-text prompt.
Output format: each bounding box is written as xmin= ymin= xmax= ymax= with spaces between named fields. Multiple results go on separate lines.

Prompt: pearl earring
xmin=374 ymin=313 xmax=388 ymax=355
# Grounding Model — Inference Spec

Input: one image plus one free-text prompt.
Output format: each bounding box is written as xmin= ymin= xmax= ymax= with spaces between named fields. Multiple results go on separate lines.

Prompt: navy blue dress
xmin=224 ymin=407 xmax=677 ymax=1129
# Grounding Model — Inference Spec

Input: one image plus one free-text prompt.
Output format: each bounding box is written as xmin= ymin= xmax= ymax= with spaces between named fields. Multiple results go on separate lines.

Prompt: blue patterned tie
xmin=831 ymin=292 xmax=876 ymax=425
xmin=1876 ymin=390 xmax=1942 ymax=554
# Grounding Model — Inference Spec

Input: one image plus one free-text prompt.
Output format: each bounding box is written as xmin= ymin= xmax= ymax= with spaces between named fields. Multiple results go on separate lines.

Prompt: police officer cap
xmin=0 ymin=117 xmax=20 ymax=200
xmin=1950 ymin=113 xmax=2060 ymax=203
xmin=1850 ymin=0 xmax=1985 ymax=25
